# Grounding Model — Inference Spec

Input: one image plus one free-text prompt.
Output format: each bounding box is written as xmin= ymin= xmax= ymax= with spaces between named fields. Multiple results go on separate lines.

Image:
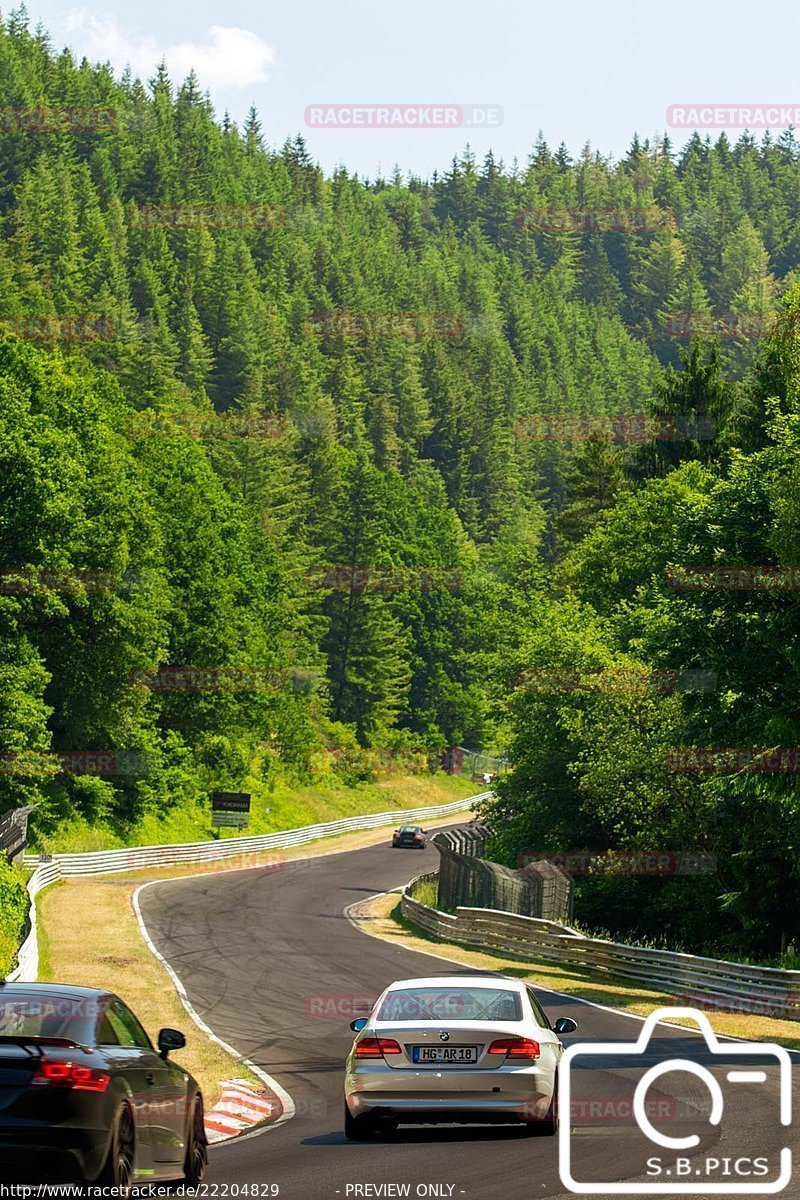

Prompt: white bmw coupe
xmin=344 ymin=975 xmax=577 ymax=1138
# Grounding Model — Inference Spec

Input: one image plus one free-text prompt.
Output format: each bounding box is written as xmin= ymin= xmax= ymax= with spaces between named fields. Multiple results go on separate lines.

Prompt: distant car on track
xmin=0 ymin=982 xmax=207 ymax=1186
xmin=391 ymin=824 xmax=427 ymax=849
xmin=344 ymin=974 xmax=577 ymax=1138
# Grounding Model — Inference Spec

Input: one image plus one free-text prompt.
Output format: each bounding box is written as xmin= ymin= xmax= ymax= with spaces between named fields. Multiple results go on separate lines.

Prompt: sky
xmin=21 ymin=0 xmax=800 ymax=178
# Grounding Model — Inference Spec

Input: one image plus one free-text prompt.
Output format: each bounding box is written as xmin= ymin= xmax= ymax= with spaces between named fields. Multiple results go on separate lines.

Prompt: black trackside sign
xmin=210 ymin=791 xmax=252 ymax=813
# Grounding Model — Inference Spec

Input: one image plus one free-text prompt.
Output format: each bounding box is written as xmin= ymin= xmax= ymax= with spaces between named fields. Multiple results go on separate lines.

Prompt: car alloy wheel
xmin=100 ymin=1105 xmax=135 ymax=1190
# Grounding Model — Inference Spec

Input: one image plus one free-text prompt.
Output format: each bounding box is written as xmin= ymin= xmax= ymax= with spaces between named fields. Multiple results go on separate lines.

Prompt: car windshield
xmin=399 ymin=826 xmax=420 ymax=833
xmin=0 ymin=992 xmax=100 ymax=1042
xmin=377 ymin=987 xmax=521 ymax=1022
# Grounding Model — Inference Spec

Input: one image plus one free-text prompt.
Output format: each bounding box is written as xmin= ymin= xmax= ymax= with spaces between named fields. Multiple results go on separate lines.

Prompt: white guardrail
xmin=5 ymin=861 xmax=61 ymax=983
xmin=6 ymin=794 xmax=486 ymax=983
xmin=401 ymin=874 xmax=800 ymax=1021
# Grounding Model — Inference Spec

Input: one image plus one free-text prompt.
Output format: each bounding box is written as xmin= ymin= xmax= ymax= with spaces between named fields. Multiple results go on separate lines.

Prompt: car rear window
xmin=0 ymin=991 xmax=100 ymax=1042
xmin=377 ymin=986 xmax=521 ymax=1022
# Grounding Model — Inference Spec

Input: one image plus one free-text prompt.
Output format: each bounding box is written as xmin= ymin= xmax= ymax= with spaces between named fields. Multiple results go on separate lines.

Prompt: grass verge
xmin=35 ymin=773 xmax=477 ymax=853
xmin=0 ymin=859 xmax=29 ymax=977
xmin=37 ymin=875 xmax=251 ymax=1107
xmin=36 ymin=807 xmax=477 ymax=1108
xmin=349 ymin=893 xmax=800 ymax=1052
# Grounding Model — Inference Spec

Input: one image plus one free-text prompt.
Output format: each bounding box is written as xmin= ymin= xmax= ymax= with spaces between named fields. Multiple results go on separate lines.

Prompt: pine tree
xmin=631 ymin=343 xmax=735 ymax=477
xmin=244 ymin=105 xmax=264 ymax=153
xmin=554 ymin=435 xmax=626 ymax=546
xmin=716 ymin=215 xmax=776 ymax=311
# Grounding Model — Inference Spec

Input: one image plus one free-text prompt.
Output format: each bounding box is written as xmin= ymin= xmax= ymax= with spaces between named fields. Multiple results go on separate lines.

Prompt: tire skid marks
xmin=133 ymin=882 xmax=297 ymax=1146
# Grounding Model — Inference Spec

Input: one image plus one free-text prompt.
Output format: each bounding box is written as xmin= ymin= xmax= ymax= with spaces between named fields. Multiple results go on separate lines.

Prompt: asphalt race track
xmin=138 ymin=827 xmax=799 ymax=1199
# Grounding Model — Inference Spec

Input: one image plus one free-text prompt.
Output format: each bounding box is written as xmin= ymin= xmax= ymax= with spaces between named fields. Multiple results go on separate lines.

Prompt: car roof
xmin=0 ymin=983 xmax=111 ymax=1000
xmin=383 ymin=976 xmax=522 ymax=992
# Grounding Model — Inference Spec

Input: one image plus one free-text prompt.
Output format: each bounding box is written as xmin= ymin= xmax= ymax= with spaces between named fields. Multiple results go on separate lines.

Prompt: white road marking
xmin=133 ymin=881 xmax=296 ymax=1147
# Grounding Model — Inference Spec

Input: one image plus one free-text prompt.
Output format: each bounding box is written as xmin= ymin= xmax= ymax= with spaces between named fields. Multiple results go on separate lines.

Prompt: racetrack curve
xmin=138 ymin=825 xmax=798 ymax=1200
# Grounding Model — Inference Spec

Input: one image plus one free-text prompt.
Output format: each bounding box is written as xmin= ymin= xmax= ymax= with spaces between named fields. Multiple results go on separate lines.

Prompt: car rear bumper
xmin=346 ymin=1063 xmax=553 ymax=1122
xmin=346 ymin=1093 xmax=552 ymax=1122
xmin=0 ymin=1125 xmax=108 ymax=1183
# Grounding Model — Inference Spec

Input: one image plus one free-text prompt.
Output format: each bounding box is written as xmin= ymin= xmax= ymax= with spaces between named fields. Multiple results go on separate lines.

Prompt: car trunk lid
xmin=0 ymin=1045 xmax=40 ymax=1109
xmin=0 ymin=1038 xmax=93 ymax=1112
xmin=367 ymin=1022 xmax=529 ymax=1069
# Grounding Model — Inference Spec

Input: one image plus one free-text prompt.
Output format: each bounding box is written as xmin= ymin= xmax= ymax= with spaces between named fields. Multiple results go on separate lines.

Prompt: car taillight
xmin=414 ymin=834 xmax=424 ymax=841
xmin=354 ymin=1038 xmax=402 ymax=1058
xmin=31 ymin=1059 xmax=111 ymax=1092
xmin=487 ymin=1038 xmax=540 ymax=1060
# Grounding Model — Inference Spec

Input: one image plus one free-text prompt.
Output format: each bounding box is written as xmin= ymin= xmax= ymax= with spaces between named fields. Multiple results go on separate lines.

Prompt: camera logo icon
xmin=559 ymin=1006 xmax=793 ymax=1194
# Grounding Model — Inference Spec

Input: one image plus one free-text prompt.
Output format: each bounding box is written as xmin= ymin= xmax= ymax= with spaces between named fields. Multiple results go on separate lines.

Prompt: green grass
xmin=33 ymin=879 xmax=59 ymax=981
xmin=0 ymin=859 xmax=29 ymax=977
xmin=411 ymin=879 xmax=440 ymax=908
xmin=33 ymin=773 xmax=478 ymax=853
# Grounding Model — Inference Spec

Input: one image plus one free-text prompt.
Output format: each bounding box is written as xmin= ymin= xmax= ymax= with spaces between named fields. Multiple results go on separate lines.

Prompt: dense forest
xmin=0 ymin=10 xmax=799 ymax=960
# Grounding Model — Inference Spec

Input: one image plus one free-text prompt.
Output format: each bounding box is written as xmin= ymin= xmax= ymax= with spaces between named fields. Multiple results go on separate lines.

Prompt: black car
xmin=0 ymin=982 xmax=207 ymax=1186
xmin=391 ymin=824 xmax=427 ymax=849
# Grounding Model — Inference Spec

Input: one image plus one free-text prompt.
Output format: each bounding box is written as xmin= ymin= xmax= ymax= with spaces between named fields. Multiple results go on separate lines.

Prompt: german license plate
xmin=412 ymin=1045 xmax=478 ymax=1064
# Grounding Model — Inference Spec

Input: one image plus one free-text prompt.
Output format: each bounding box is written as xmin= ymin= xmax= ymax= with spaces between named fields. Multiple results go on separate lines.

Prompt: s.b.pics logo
xmin=559 ymin=1007 xmax=793 ymax=1194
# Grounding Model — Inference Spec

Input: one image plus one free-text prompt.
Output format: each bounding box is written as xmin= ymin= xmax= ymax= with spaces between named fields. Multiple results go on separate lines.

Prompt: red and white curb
xmin=205 ymin=1078 xmax=283 ymax=1143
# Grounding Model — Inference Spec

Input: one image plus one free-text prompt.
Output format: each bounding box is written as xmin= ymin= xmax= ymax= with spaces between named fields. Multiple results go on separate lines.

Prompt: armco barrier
xmin=5 ymin=861 xmax=61 ymax=982
xmin=5 ymin=795 xmax=484 ymax=981
xmin=402 ymin=874 xmax=800 ymax=1021
xmin=21 ymin=796 xmax=485 ymax=877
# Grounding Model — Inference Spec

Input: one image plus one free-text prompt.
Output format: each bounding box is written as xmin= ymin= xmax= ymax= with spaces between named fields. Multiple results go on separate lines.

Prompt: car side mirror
xmin=158 ymin=1028 xmax=186 ymax=1059
xmin=350 ymin=1017 xmax=368 ymax=1032
xmin=553 ymin=1017 xmax=577 ymax=1035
